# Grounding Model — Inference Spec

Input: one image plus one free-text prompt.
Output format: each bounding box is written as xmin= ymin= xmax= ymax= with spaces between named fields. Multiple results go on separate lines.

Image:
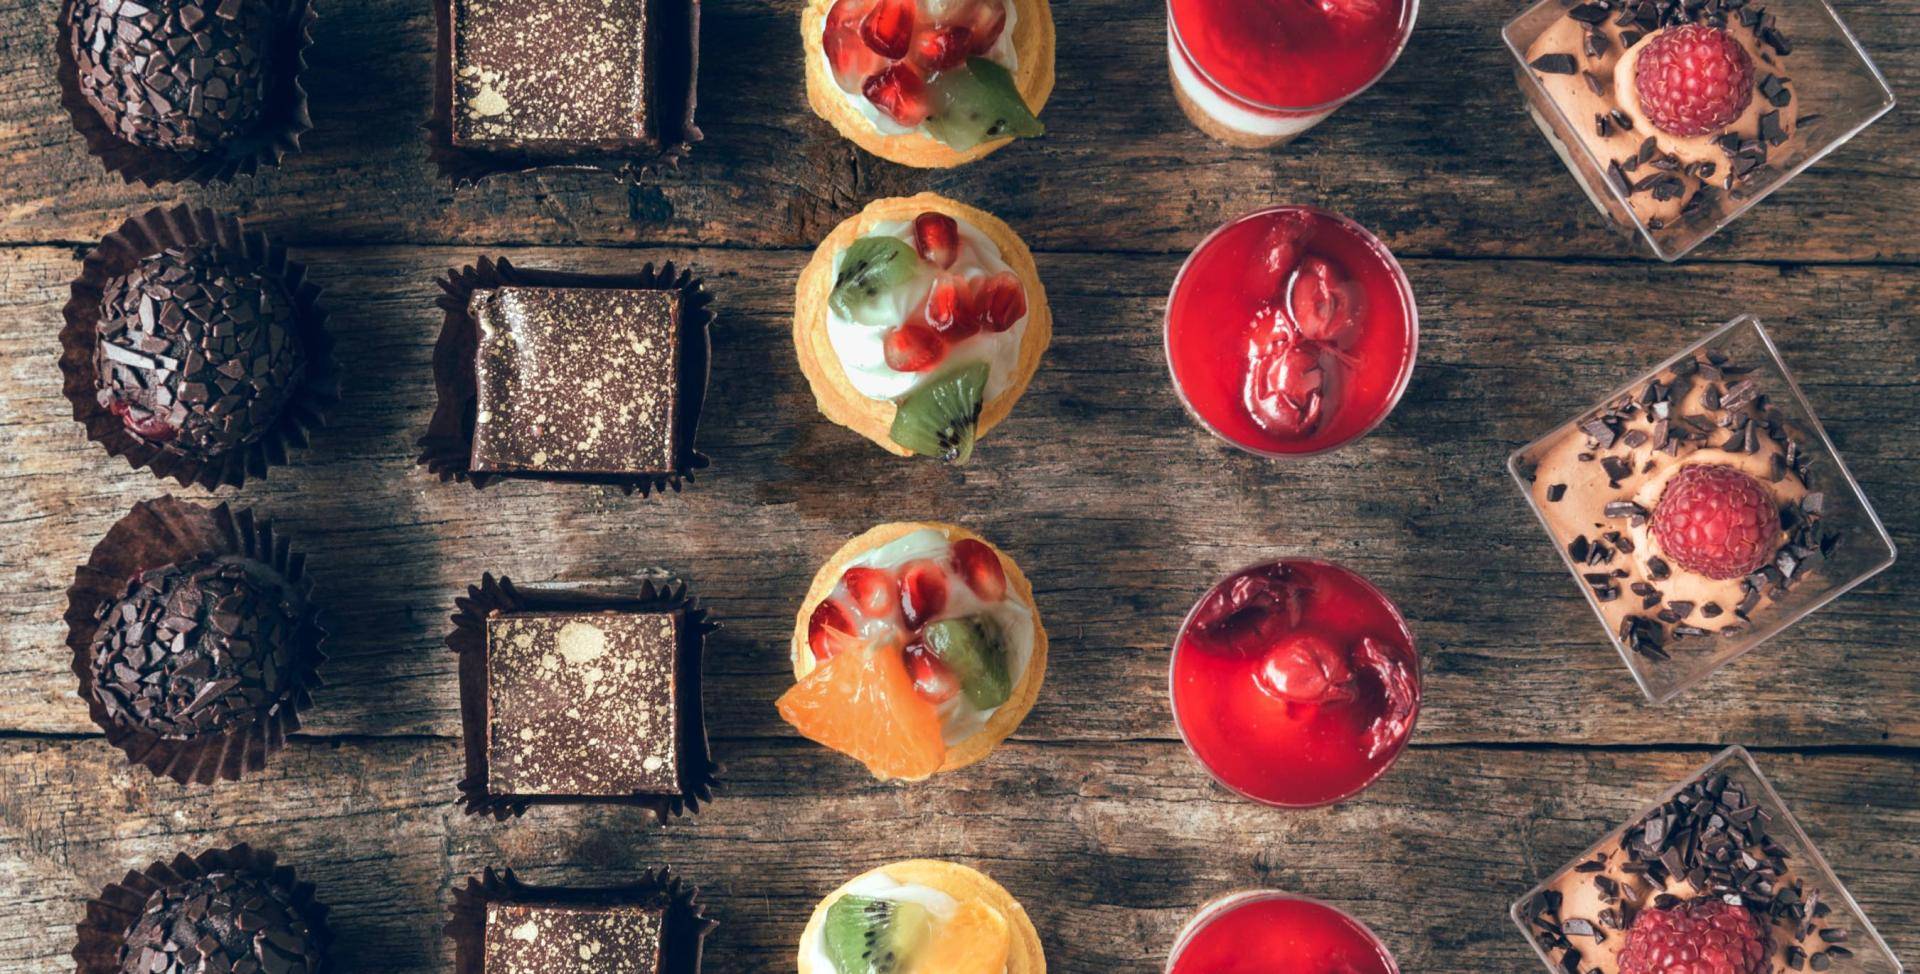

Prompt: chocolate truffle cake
xmin=67 ymin=0 xmax=287 ymax=153
xmin=116 ymin=871 xmax=325 ymax=974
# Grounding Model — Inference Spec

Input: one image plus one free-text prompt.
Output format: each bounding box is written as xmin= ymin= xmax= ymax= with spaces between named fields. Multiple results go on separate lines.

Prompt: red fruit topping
xmin=1190 ymin=564 xmax=1309 ymax=655
xmin=863 ymin=63 xmax=931 ymax=126
xmin=108 ymin=399 xmax=178 ymax=442
xmin=884 ymin=322 xmax=948 ymax=372
xmin=899 ymin=560 xmax=950 ymax=629
xmin=974 ymin=271 xmax=1027 ymax=333
xmin=913 ymin=212 xmax=961 ymax=268
xmin=1316 ymin=0 xmax=1387 ymax=28
xmin=860 ymin=0 xmax=915 ymax=59
xmin=824 ymin=0 xmax=887 ymax=89
xmin=808 ymin=599 xmax=863 ymax=661
xmin=904 ymin=640 xmax=961 ymax=703
xmin=1352 ymin=636 xmax=1417 ymax=759
xmin=947 ymin=0 xmax=1007 ymax=54
xmin=1650 ymin=463 xmax=1779 ymax=580
xmin=1246 ymin=210 xmax=1315 ymax=299
xmin=950 ymin=538 xmax=1007 ymax=601
xmin=1245 ymin=340 xmax=1331 ymax=439
xmin=1288 ymin=256 xmax=1363 ymax=346
xmin=915 ymin=25 xmax=975 ymax=71
xmin=841 ymin=566 xmax=900 ymax=619
xmin=924 ymin=274 xmax=980 ymax=340
xmin=1633 ymin=25 xmax=1756 ymax=137
xmin=1618 ymin=898 xmax=1768 ymax=974
xmin=1254 ymin=632 xmax=1358 ymax=705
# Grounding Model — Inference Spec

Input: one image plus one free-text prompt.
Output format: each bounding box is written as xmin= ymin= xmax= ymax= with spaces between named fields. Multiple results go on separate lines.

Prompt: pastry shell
xmin=796 ymin=859 xmax=1046 ymax=974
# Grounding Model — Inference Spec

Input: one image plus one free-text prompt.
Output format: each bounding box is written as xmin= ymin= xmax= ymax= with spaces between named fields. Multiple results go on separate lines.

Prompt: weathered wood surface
xmin=0 ymin=0 xmax=1915 ymax=261
xmin=0 ymin=740 xmax=1915 ymax=973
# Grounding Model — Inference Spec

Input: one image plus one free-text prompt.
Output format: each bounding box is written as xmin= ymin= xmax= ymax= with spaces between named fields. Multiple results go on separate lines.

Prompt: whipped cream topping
xmin=825 ymin=218 xmax=1030 ymax=404
xmin=1167 ymin=25 xmax=1328 ymax=138
xmin=801 ymin=871 xmax=1011 ymax=974
xmin=821 ymin=0 xmax=1020 ymax=137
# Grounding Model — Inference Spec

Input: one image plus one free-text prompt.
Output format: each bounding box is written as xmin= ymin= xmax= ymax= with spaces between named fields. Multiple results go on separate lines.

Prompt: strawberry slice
xmin=913 ymin=212 xmax=961 ymax=268
xmin=884 ymin=322 xmax=948 ymax=372
xmin=899 ymin=559 xmax=950 ymax=629
xmin=860 ymin=0 xmax=915 ymax=59
xmin=1287 ymin=256 xmax=1363 ymax=346
xmin=863 ymin=63 xmax=931 ymax=126
xmin=974 ymin=271 xmax=1026 ymax=333
xmin=915 ymin=25 xmax=975 ymax=71
xmin=823 ymin=0 xmax=887 ymax=89
xmin=808 ymin=599 xmax=864 ymax=661
xmin=905 ymin=640 xmax=961 ymax=703
xmin=951 ymin=538 xmax=1007 ymax=601
xmin=924 ymin=274 xmax=979 ymax=340
xmin=841 ymin=566 xmax=900 ymax=619
xmin=1244 ymin=340 xmax=1328 ymax=439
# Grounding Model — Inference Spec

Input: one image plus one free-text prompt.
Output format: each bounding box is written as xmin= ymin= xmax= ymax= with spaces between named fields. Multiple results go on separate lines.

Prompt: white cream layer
xmin=821 ymin=0 xmax=1021 ymax=136
xmin=1167 ymin=25 xmax=1328 ymax=138
xmin=824 ymin=218 xmax=1030 ymax=403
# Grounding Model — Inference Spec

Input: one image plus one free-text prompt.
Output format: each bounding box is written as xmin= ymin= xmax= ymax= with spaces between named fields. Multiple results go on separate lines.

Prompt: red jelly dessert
xmin=1168 ymin=891 xmax=1399 ymax=974
xmin=1166 ymin=206 xmax=1416 ymax=457
xmin=1170 ymin=559 xmax=1418 ymax=807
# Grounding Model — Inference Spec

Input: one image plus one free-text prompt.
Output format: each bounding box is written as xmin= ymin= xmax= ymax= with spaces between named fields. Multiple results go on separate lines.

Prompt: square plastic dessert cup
xmin=1507 ymin=314 xmax=1895 ymax=703
xmin=1502 ymin=0 xmax=1895 ymax=261
xmin=1509 ymin=745 xmax=1904 ymax=974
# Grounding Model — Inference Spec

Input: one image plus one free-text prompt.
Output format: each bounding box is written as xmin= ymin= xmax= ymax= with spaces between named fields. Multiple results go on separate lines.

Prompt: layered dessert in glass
xmin=1168 ymin=890 xmax=1399 ymax=973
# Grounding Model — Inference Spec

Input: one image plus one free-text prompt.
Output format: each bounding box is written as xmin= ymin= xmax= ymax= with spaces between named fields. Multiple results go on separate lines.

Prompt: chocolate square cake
xmin=469 ymin=286 xmax=681 ymax=475
xmin=450 ymin=0 xmax=656 ymax=151
xmin=485 ymin=610 xmax=681 ymax=797
xmin=483 ymin=902 xmax=664 ymax=974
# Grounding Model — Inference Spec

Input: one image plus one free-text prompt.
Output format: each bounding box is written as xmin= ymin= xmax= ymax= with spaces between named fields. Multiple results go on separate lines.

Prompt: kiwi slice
xmin=924 ymin=615 xmax=1012 ymax=710
xmin=822 ymin=894 xmax=933 ymax=974
xmin=890 ymin=360 xmax=989 ymax=463
xmin=924 ymin=58 xmax=1045 ymax=152
xmin=831 ymin=236 xmax=921 ymax=327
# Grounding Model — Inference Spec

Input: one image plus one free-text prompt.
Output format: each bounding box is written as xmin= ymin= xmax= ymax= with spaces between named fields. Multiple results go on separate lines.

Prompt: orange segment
xmin=909 ymin=900 xmax=1012 ymax=974
xmin=777 ymin=641 xmax=946 ymax=780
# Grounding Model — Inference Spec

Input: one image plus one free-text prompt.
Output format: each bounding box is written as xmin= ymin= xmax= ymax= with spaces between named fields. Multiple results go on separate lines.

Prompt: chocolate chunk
xmin=483 ymin=902 xmax=664 ymax=974
xmin=1548 ymin=484 xmax=1568 ymax=502
xmin=115 ymin=871 xmax=324 ymax=974
xmin=450 ymin=0 xmax=658 ymax=151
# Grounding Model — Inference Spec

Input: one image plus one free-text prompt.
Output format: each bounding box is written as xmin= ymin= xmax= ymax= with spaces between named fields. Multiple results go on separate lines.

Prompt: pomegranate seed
xmin=841 ymin=566 xmax=900 ymax=619
xmin=1254 ymin=632 xmax=1360 ymax=705
xmin=974 ymin=272 xmax=1026 ymax=332
xmin=913 ymin=212 xmax=961 ymax=268
xmin=862 ymin=63 xmax=930 ymax=126
xmin=1287 ymin=256 xmax=1363 ymax=346
xmin=824 ymin=0 xmax=887 ymax=88
xmin=905 ymin=641 xmax=960 ymax=703
xmin=950 ymin=538 xmax=1006 ymax=601
xmin=923 ymin=274 xmax=979 ymax=340
xmin=860 ymin=0 xmax=915 ymax=59
xmin=899 ymin=560 xmax=949 ymax=629
xmin=950 ymin=0 xmax=1007 ymax=54
xmin=915 ymin=25 xmax=974 ymax=71
xmin=807 ymin=599 xmax=860 ymax=661
xmin=883 ymin=322 xmax=948 ymax=372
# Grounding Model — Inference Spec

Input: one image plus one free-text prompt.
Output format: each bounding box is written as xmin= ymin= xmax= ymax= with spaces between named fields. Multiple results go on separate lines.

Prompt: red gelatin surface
xmin=1170 ymin=560 xmax=1419 ymax=808
xmin=1170 ymin=0 xmax=1412 ymax=109
xmin=1170 ymin=894 xmax=1397 ymax=974
xmin=1167 ymin=206 xmax=1414 ymax=456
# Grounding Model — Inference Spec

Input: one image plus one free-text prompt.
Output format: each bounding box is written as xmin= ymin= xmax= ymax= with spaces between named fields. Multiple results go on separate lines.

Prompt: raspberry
xmin=1633 ymin=25 xmax=1756 ymax=137
xmin=1618 ymin=898 xmax=1768 ymax=974
xmin=1651 ymin=463 xmax=1779 ymax=580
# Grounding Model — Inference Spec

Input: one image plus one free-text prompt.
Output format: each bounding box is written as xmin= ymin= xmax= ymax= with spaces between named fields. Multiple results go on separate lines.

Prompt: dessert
xmin=1516 ymin=749 xmax=1894 ymax=974
xmin=1167 ymin=891 xmax=1398 ymax=974
xmin=796 ymin=860 xmax=1045 ymax=974
xmin=1168 ymin=0 xmax=1417 ymax=148
xmin=794 ymin=194 xmax=1050 ymax=462
xmin=1170 ymin=559 xmax=1419 ymax=807
xmin=450 ymin=574 xmax=719 ymax=820
xmin=1521 ymin=0 xmax=1798 ymax=231
xmin=801 ymin=0 xmax=1054 ymax=167
xmin=1165 ymin=206 xmax=1416 ymax=457
xmin=447 ymin=867 xmax=716 ymax=974
xmin=74 ymin=845 xmax=330 ymax=974
xmin=779 ymin=522 xmax=1047 ymax=780
xmin=450 ymin=0 xmax=656 ymax=152
xmin=470 ymin=286 xmax=681 ymax=476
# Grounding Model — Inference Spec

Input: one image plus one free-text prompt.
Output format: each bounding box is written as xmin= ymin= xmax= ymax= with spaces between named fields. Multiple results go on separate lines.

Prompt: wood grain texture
xmin=0 ymin=0 xmax=1913 ymax=260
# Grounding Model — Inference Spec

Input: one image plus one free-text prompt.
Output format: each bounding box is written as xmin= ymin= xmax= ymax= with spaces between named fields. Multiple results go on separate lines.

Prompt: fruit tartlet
xmin=802 ymin=0 xmax=1054 ymax=167
xmin=795 ymin=194 xmax=1050 ymax=462
xmin=779 ymin=522 xmax=1047 ymax=781
xmin=797 ymin=860 xmax=1045 ymax=974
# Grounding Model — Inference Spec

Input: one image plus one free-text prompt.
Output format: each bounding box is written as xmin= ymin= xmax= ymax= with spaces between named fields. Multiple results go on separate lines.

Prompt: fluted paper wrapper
xmin=446 ymin=867 xmax=713 ymax=974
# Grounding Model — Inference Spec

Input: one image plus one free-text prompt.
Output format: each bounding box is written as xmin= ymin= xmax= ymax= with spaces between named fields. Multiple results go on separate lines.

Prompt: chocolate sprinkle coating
xmin=116 ymin=871 xmax=324 ymax=974
xmin=92 ymin=245 xmax=305 ymax=461
xmin=69 ymin=0 xmax=284 ymax=153
xmin=88 ymin=553 xmax=306 ymax=741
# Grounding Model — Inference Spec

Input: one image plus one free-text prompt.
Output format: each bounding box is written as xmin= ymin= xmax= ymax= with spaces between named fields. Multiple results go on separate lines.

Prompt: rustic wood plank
xmin=0 ymin=738 xmax=1913 ymax=974
xmin=1 ymin=244 xmax=1915 ymax=745
xmin=0 ymin=0 xmax=1914 ymax=261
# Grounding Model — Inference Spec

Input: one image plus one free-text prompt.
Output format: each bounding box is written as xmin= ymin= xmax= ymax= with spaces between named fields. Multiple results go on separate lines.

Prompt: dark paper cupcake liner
xmin=418 ymin=255 xmax=713 ymax=495
xmin=449 ymin=572 xmax=719 ymax=822
xmin=59 ymin=205 xmax=341 ymax=490
xmin=75 ymin=843 xmax=332 ymax=974
xmin=66 ymin=496 xmax=329 ymax=785
xmin=54 ymin=0 xmax=317 ymax=185
xmin=424 ymin=0 xmax=702 ymax=184
xmin=446 ymin=867 xmax=714 ymax=974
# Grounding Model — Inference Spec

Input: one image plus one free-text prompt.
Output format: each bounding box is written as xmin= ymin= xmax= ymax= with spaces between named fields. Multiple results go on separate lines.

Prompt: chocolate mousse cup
xmin=1508 ymin=315 xmax=1894 ymax=703
xmin=1503 ymin=0 xmax=1894 ymax=261
xmin=1511 ymin=746 xmax=1903 ymax=974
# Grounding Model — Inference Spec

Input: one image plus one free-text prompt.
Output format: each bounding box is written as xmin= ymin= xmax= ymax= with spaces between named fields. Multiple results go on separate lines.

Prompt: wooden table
xmin=2 ymin=0 xmax=1915 ymax=970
